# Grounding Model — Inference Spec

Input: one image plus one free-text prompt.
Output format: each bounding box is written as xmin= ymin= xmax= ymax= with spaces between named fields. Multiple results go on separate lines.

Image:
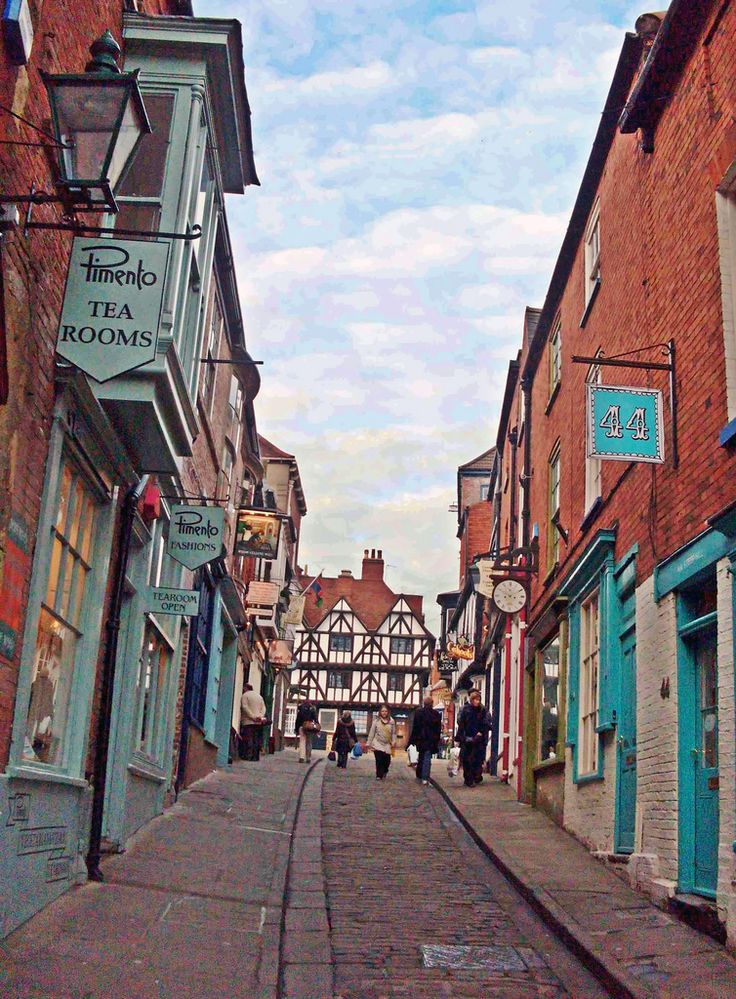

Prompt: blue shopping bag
xmin=351 ymin=742 xmax=363 ymax=758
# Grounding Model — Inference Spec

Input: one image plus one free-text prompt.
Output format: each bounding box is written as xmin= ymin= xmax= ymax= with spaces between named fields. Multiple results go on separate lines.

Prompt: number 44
xmin=599 ymin=405 xmax=649 ymax=441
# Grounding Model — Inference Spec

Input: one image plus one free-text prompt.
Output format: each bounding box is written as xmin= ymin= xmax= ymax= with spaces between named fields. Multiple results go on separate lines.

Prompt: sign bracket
xmin=572 ymin=340 xmax=677 ymax=468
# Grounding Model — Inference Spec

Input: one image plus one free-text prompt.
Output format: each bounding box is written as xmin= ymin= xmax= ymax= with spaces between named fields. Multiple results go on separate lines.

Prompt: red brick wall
xmin=526 ymin=4 xmax=736 ymax=618
xmin=459 ymin=502 xmax=492 ymax=585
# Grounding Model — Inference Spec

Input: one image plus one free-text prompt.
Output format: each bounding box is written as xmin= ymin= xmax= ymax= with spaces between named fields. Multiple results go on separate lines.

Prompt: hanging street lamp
xmin=40 ymin=29 xmax=151 ymax=213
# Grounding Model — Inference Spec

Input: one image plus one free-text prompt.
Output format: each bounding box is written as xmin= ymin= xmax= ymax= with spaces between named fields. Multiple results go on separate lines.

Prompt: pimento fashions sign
xmin=167 ymin=505 xmax=225 ymax=571
xmin=56 ymin=237 xmax=170 ymax=382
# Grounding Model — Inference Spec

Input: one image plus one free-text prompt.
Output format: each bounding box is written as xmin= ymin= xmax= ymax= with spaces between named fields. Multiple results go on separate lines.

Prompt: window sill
xmin=545 ymin=381 xmax=561 ymax=415
xmin=5 ymin=763 xmax=88 ymax=789
xmin=543 ymin=562 xmax=559 ymax=587
xmin=575 ymin=770 xmax=604 ymax=786
xmin=533 ymin=757 xmax=564 ymax=775
xmin=579 ymin=278 xmax=601 ymax=329
xmin=580 ymin=496 xmax=602 ymax=533
xmin=719 ymin=417 xmax=736 ymax=447
xmin=128 ymin=759 xmax=167 ymax=783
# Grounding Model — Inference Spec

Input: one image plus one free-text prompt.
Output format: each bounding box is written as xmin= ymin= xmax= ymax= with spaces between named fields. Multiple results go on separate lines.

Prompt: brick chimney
xmin=361 ymin=548 xmax=385 ymax=581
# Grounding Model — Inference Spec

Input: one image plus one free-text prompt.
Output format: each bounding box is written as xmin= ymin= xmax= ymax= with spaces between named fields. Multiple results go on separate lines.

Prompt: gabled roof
xmin=259 ymin=435 xmax=294 ymax=461
xmin=297 ymin=571 xmax=434 ymax=638
xmin=458 ymin=447 xmax=495 ymax=473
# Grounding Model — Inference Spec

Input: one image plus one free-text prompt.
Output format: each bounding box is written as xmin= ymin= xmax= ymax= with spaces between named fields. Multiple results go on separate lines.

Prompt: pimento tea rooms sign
xmin=56 ymin=237 xmax=170 ymax=382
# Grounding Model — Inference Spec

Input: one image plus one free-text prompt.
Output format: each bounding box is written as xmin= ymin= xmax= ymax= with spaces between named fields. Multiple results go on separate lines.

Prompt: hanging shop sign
xmin=147 ymin=586 xmax=200 ymax=617
xmin=447 ymin=639 xmax=474 ymax=661
xmin=268 ymin=639 xmax=294 ymax=667
xmin=246 ymin=581 xmax=279 ymax=609
xmin=475 ymin=558 xmax=500 ymax=598
xmin=283 ymin=592 xmax=306 ymax=626
xmin=234 ymin=508 xmax=282 ymax=560
xmin=587 ymin=384 xmax=665 ymax=464
xmin=167 ymin=505 xmax=224 ymax=571
xmin=56 ymin=237 xmax=170 ymax=382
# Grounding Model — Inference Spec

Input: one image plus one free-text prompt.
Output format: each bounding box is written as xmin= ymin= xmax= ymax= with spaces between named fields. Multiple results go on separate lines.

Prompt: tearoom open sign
xmin=586 ymin=384 xmax=665 ymax=464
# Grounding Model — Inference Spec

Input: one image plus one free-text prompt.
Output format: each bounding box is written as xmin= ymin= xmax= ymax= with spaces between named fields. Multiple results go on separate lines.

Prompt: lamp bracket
xmin=0 ymin=101 xmax=72 ymax=150
xmin=199 ymin=357 xmax=263 ymax=365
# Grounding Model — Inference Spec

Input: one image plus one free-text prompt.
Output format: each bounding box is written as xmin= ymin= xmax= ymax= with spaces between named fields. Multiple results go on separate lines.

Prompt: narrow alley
xmin=4 ymin=753 xmax=736 ymax=998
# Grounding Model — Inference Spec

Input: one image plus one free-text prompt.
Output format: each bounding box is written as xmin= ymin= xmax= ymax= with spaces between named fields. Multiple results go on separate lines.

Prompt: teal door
xmin=693 ymin=633 xmax=719 ymax=896
xmin=615 ymin=630 xmax=637 ymax=854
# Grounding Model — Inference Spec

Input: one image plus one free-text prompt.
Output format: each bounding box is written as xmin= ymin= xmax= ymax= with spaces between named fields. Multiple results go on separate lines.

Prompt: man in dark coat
xmin=455 ymin=688 xmax=491 ymax=787
xmin=408 ymin=695 xmax=442 ymax=784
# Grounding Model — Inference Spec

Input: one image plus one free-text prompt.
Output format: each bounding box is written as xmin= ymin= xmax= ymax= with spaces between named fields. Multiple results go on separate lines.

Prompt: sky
xmin=196 ymin=0 xmax=644 ymax=635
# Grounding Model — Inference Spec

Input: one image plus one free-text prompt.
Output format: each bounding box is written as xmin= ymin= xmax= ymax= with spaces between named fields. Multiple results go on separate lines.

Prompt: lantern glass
xmin=43 ymin=71 xmax=150 ymax=211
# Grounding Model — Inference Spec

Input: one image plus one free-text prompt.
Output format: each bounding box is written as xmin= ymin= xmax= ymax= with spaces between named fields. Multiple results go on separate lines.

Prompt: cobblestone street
xmin=322 ymin=756 xmax=608 ymax=999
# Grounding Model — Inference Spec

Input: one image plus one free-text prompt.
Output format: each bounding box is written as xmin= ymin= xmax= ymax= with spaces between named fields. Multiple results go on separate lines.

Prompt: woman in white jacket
xmin=367 ymin=705 xmax=396 ymax=780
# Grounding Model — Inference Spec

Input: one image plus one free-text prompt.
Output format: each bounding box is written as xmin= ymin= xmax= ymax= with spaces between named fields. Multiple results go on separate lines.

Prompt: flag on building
xmin=309 ymin=578 xmax=323 ymax=608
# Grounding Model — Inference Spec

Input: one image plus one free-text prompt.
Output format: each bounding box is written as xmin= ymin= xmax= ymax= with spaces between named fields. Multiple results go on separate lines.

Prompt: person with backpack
xmin=295 ymin=699 xmax=319 ymax=762
xmin=331 ymin=710 xmax=358 ymax=768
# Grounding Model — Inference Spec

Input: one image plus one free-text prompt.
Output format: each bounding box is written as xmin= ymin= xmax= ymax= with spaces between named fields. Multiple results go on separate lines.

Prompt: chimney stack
xmin=361 ymin=547 xmax=385 ymax=582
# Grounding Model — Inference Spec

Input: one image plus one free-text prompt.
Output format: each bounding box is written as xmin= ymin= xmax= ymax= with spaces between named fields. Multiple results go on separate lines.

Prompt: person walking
xmin=408 ymin=695 xmax=442 ymax=784
xmin=295 ymin=699 xmax=319 ymax=762
xmin=367 ymin=705 xmax=396 ymax=780
xmin=455 ymin=688 xmax=491 ymax=787
xmin=240 ymin=683 xmax=267 ymax=761
xmin=331 ymin=710 xmax=358 ymax=769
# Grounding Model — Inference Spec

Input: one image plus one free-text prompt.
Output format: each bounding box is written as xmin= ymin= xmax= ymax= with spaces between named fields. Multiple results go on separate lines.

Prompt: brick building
xmin=0 ymin=3 xmax=270 ymax=937
xmin=481 ymin=3 xmax=736 ymax=947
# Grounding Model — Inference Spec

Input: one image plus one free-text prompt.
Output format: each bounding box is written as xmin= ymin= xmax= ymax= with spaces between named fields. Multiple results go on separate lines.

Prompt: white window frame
xmin=547 ymin=443 xmax=561 ymax=569
xmin=549 ymin=317 xmax=562 ymax=396
xmin=579 ymin=590 xmax=600 ymax=776
xmin=584 ymin=200 xmax=601 ymax=304
xmin=584 ymin=362 xmax=602 ymax=513
xmin=285 ymin=704 xmax=297 ymax=737
xmin=716 ymin=176 xmax=736 ymax=421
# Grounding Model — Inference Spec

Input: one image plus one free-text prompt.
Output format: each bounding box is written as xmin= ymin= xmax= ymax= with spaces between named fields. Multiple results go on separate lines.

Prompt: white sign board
xmin=475 ymin=558 xmax=498 ymax=598
xmin=147 ymin=587 xmax=200 ymax=618
xmin=57 ymin=237 xmax=169 ymax=382
xmin=167 ymin=505 xmax=224 ymax=571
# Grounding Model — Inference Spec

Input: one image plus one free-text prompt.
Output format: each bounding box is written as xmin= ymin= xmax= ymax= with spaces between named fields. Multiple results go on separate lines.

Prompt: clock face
xmin=492 ymin=578 xmax=527 ymax=614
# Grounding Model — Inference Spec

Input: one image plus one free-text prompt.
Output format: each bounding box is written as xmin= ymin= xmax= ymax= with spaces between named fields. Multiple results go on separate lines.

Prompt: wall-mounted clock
xmin=491 ymin=578 xmax=527 ymax=614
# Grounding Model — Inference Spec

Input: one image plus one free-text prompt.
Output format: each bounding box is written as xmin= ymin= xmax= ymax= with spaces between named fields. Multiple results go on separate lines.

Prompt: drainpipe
xmin=508 ymin=428 xmax=518 ymax=549
xmin=501 ymin=614 xmax=513 ymax=779
xmin=86 ymin=474 xmax=148 ymax=880
xmin=520 ymin=376 xmax=532 ymax=551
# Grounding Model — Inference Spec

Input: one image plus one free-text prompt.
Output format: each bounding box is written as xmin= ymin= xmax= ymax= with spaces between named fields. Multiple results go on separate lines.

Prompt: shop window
xmin=188 ymin=570 xmax=215 ymax=727
xmin=23 ymin=462 xmax=99 ymax=766
xmin=539 ymin=636 xmax=560 ymax=762
xmin=351 ymin=710 xmax=368 ymax=734
xmin=579 ymin=590 xmax=600 ymax=776
xmin=135 ymin=622 xmax=171 ymax=761
xmin=329 ymin=633 xmax=352 ymax=653
xmin=390 ymin=636 xmax=413 ymax=656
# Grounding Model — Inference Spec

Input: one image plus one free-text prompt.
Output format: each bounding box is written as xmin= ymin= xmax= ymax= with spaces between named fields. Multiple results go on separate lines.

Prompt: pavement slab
xmin=432 ymin=767 xmax=736 ymax=998
xmin=0 ymin=754 xmax=309 ymax=999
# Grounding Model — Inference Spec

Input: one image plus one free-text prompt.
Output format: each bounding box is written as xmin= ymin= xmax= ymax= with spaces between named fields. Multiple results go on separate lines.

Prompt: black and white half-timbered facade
xmin=288 ymin=550 xmax=435 ymax=747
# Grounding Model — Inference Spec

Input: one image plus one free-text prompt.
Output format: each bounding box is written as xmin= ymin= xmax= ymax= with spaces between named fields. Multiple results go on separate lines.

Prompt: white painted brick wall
xmin=634 ymin=577 xmax=679 ymax=886
xmin=563 ymin=735 xmax=617 ymax=851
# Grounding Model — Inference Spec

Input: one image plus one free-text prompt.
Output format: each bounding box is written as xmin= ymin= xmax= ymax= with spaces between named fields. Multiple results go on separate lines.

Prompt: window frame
xmin=389 ymin=636 xmax=414 ymax=656
xmin=387 ymin=672 xmax=404 ymax=693
xmin=537 ymin=634 xmax=562 ymax=764
xmin=584 ymin=199 xmax=601 ymax=305
xmin=547 ymin=442 xmax=561 ymax=570
xmin=584 ymin=361 xmax=602 ymax=516
xmin=578 ymin=589 xmax=600 ymax=777
xmin=329 ymin=633 xmax=353 ymax=654
xmin=715 ymin=178 xmax=736 ymax=431
xmin=548 ymin=316 xmax=562 ymax=400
